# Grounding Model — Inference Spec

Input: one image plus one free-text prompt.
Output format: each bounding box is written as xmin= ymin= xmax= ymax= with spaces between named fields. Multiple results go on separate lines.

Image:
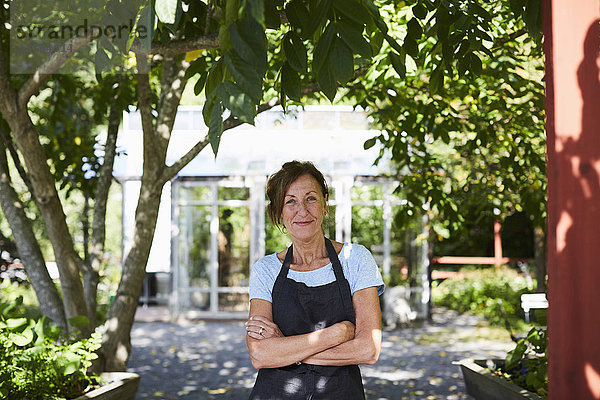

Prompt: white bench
xmin=521 ymin=293 xmax=548 ymax=323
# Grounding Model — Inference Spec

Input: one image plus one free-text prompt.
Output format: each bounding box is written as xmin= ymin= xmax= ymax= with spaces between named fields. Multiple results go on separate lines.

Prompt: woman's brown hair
xmin=266 ymin=161 xmax=329 ymax=228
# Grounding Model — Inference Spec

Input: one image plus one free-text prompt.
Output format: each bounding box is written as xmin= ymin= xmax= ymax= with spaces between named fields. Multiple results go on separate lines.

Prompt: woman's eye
xmin=307 ymin=197 xmax=317 ymax=202
xmin=285 ymin=199 xmax=295 ymax=205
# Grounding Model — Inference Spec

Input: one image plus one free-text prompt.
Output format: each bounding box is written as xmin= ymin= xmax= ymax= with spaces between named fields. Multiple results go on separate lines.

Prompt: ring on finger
xmin=259 ymin=326 xmax=264 ymax=335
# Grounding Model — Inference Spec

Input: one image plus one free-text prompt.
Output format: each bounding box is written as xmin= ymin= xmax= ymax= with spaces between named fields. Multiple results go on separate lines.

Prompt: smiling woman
xmin=246 ymin=160 xmax=385 ymax=400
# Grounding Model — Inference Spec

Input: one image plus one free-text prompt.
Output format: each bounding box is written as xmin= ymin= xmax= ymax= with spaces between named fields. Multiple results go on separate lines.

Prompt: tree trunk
xmin=84 ymin=98 xmax=122 ymax=328
xmin=100 ymin=54 xmax=189 ymax=371
xmin=101 ymin=180 xmax=163 ymax=371
xmin=0 ymin=87 xmax=89 ymax=334
xmin=0 ymin=140 xmax=67 ymax=328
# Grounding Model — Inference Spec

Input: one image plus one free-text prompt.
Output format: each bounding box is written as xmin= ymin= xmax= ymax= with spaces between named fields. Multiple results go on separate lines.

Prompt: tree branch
xmin=17 ymin=34 xmax=94 ymax=107
xmin=132 ymin=34 xmax=220 ymax=56
xmin=0 ymin=124 xmax=34 ymax=197
xmin=160 ymin=81 xmax=321 ymax=183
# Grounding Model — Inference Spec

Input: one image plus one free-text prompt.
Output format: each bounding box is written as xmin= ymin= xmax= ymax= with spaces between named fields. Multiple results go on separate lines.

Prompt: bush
xmin=432 ymin=266 xmax=532 ymax=325
xmin=0 ymin=296 xmax=101 ymax=399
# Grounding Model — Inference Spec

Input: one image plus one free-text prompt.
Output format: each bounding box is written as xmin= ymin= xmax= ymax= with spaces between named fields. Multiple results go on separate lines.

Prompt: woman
xmin=246 ymin=161 xmax=385 ymax=399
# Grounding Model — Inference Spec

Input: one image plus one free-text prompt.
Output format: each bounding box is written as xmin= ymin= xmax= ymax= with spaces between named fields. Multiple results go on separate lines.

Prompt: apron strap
xmin=324 ymin=237 xmax=356 ymax=324
xmin=278 ymin=245 xmax=293 ymax=279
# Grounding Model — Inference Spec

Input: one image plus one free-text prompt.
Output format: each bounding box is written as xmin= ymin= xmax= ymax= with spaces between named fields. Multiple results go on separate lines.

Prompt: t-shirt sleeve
xmin=344 ymin=244 xmax=385 ymax=296
xmin=249 ymin=257 xmax=278 ymax=303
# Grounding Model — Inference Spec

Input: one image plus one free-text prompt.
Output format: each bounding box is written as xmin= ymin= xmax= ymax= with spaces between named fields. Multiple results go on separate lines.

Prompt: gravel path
xmin=127 ymin=307 xmax=513 ymax=399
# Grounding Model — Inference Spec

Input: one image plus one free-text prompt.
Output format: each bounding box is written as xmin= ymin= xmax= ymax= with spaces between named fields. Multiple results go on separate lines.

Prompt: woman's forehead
xmin=285 ymin=175 xmax=321 ymax=195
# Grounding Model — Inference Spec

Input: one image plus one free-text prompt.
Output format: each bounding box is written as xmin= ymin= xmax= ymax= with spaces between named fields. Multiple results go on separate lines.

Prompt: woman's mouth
xmin=294 ymin=221 xmax=313 ymax=226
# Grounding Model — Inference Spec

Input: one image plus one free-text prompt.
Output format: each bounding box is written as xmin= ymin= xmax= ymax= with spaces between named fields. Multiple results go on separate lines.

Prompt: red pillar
xmin=544 ymin=0 xmax=600 ymax=398
xmin=493 ymin=220 xmax=502 ymax=267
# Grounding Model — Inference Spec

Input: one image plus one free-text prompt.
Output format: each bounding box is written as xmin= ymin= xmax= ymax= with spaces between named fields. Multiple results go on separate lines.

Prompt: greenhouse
xmin=115 ymin=105 xmax=430 ymax=318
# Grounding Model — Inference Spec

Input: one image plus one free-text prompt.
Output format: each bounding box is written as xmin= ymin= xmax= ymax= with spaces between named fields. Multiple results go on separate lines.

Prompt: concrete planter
xmin=457 ymin=359 xmax=545 ymax=400
xmin=73 ymin=372 xmax=140 ymax=400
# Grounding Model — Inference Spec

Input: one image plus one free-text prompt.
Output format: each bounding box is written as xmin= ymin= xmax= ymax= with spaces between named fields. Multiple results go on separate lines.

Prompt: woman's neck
xmin=290 ymin=235 xmax=327 ymax=269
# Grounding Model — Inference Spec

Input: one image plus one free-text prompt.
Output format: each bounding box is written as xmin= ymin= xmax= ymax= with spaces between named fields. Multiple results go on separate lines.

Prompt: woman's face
xmin=281 ymin=174 xmax=327 ymax=242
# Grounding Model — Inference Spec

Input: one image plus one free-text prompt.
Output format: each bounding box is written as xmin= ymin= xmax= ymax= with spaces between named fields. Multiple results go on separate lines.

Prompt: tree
xmin=0 ymin=0 xmax=405 ymax=371
xmin=349 ymin=0 xmax=546 ymax=286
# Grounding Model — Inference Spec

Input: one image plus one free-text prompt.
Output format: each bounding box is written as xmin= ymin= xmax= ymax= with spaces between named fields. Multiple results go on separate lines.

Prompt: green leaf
xmin=362 ymin=0 xmax=388 ymax=34
xmin=403 ymin=37 xmax=419 ymax=59
xmin=208 ymin=101 xmax=224 ymax=156
xmin=229 ymin=18 xmax=267 ymax=69
xmin=56 ymin=351 xmax=81 ymax=376
xmin=312 ymin=22 xmax=336 ymax=73
xmin=469 ymin=52 xmax=482 ymax=75
xmin=193 ymin=72 xmax=208 ymax=96
xmin=389 ymin=51 xmax=406 ymax=78
xmin=364 ymin=137 xmax=377 ymax=149
xmin=68 ymin=315 xmax=90 ymax=328
xmin=246 ymin=0 xmax=265 ymax=26
xmin=205 ymin=59 xmax=225 ymax=103
xmin=155 ymin=0 xmax=180 ymax=25
xmin=9 ymin=329 xmax=34 ymax=347
xmin=285 ymin=0 xmax=310 ymax=36
xmin=505 ymin=340 xmax=527 ymax=370
xmin=224 ymin=52 xmax=264 ymax=104
xmin=185 ymin=57 xmax=208 ymax=80
xmin=281 ymin=63 xmax=301 ymax=101
xmin=216 ymin=82 xmax=256 ymax=123
xmin=337 ymin=21 xmax=372 ymax=59
xmin=333 ymin=0 xmax=371 ymax=26
xmin=264 ymin=0 xmax=281 ymax=29
xmin=429 ymin=64 xmax=444 ymax=94
xmin=406 ymin=18 xmax=423 ymax=40
xmin=283 ymin=32 xmax=308 ymax=72
xmin=317 ymin=62 xmax=337 ymax=102
xmin=94 ymin=47 xmax=111 ymax=75
xmin=412 ymin=3 xmax=427 ymax=19
xmin=329 ymin=39 xmax=354 ymax=84
xmin=6 ymin=317 xmax=27 ymax=330
xmin=305 ymin=0 xmax=332 ymax=37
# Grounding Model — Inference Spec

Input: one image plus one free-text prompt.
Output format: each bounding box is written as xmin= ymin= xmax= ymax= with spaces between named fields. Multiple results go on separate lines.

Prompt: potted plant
xmin=0 ymin=296 xmax=139 ymax=399
xmin=458 ymin=327 xmax=547 ymax=400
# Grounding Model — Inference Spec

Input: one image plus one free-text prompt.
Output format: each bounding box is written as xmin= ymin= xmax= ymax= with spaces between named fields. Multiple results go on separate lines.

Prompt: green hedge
xmin=432 ymin=266 xmax=532 ymax=325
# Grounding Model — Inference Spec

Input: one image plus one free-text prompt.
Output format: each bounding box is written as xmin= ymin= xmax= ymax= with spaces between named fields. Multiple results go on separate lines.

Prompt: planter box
xmin=73 ymin=372 xmax=140 ymax=400
xmin=457 ymin=359 xmax=545 ymax=400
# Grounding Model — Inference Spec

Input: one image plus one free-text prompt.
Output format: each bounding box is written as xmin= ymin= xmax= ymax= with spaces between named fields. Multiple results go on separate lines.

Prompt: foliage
xmin=353 ymin=0 xmax=546 ymax=241
xmin=491 ymin=327 xmax=547 ymax=397
xmin=0 ymin=279 xmax=41 ymax=320
xmin=0 ymin=296 xmax=102 ymax=399
xmin=432 ymin=266 xmax=531 ymax=326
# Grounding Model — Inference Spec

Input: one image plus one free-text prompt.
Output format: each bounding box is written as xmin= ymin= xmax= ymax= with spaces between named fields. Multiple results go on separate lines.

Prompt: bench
xmin=521 ymin=293 xmax=548 ymax=323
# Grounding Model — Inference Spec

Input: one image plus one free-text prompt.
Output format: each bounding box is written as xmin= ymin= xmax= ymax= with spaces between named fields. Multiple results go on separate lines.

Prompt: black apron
xmin=248 ymin=238 xmax=365 ymax=400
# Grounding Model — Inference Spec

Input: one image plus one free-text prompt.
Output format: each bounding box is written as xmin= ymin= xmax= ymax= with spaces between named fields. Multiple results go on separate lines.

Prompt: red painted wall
xmin=545 ymin=0 xmax=600 ymax=398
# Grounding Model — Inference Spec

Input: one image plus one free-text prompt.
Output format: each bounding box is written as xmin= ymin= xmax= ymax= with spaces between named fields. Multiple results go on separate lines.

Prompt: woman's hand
xmin=334 ymin=320 xmax=356 ymax=344
xmin=246 ymin=315 xmax=284 ymax=340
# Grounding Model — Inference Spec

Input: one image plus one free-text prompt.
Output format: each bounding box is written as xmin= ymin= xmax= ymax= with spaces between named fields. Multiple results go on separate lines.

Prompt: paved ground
xmin=128 ymin=307 xmax=514 ymax=399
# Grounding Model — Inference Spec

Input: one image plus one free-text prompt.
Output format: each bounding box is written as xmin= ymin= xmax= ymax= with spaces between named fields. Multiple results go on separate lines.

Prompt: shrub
xmin=0 ymin=296 xmax=101 ymax=399
xmin=432 ymin=266 xmax=531 ymax=325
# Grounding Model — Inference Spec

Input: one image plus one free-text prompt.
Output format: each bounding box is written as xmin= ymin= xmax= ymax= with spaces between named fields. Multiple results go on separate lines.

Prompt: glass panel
xmin=180 ymin=185 xmax=211 ymax=202
xmin=351 ymin=205 xmax=383 ymax=266
xmin=218 ymin=292 xmax=250 ymax=312
xmin=351 ymin=184 xmax=384 ymax=202
xmin=323 ymin=205 xmax=336 ymax=241
xmin=178 ymin=205 xmax=211 ymax=310
xmin=218 ymin=186 xmax=249 ymax=201
xmin=189 ymin=290 xmax=210 ymax=311
xmin=265 ymin=213 xmax=289 ymax=255
xmin=390 ymin=205 xmax=410 ymax=285
xmin=218 ymin=206 xmax=250 ymax=288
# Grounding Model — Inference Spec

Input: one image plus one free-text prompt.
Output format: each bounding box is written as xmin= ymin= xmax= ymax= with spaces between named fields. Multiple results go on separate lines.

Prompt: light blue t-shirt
xmin=249 ymin=243 xmax=385 ymax=303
